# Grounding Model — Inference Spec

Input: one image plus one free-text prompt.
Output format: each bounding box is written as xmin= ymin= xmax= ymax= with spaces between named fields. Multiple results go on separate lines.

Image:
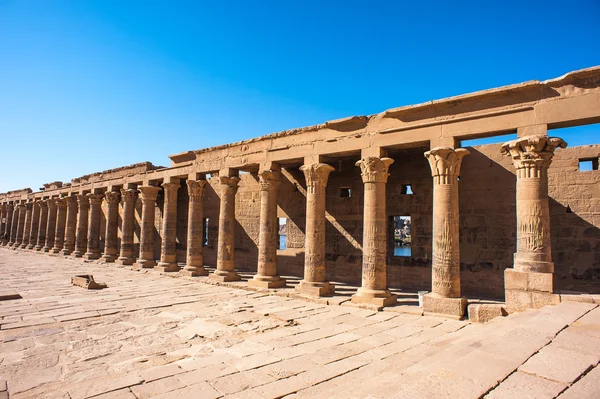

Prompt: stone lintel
xmin=295 ymin=281 xmax=335 ymax=297
xmin=422 ymin=293 xmax=467 ymax=319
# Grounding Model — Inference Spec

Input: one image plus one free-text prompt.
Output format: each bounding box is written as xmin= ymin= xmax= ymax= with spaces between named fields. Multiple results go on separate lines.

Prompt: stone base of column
xmin=19 ymin=243 xmax=28 ymax=249
xmin=133 ymin=259 xmax=157 ymax=269
xmin=83 ymin=252 xmax=101 ymax=261
xmin=72 ymin=250 xmax=84 ymax=258
xmin=50 ymin=247 xmax=62 ymax=254
xmin=351 ymin=288 xmax=397 ymax=307
xmin=26 ymin=244 xmax=35 ymax=250
xmin=505 ymin=268 xmax=559 ymax=312
xmin=180 ymin=266 xmax=209 ymax=277
xmin=101 ymin=253 xmax=117 ymax=263
xmin=34 ymin=245 xmax=43 ymax=251
xmin=210 ymin=270 xmax=241 ymax=282
xmin=115 ymin=256 xmax=136 ymax=266
xmin=61 ymin=248 xmax=73 ymax=256
xmin=42 ymin=246 xmax=52 ymax=253
xmin=248 ymin=275 xmax=286 ymax=289
xmin=155 ymin=262 xmax=180 ymax=272
xmin=422 ymin=293 xmax=467 ymax=319
xmin=295 ymin=280 xmax=335 ymax=297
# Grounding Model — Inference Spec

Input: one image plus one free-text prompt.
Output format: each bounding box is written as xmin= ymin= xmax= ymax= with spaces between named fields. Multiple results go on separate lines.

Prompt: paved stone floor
xmin=0 ymin=249 xmax=599 ymax=399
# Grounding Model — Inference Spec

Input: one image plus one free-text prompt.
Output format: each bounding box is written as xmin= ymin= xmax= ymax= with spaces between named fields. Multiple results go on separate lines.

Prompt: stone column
xmin=84 ymin=194 xmax=104 ymax=260
xmin=352 ymin=157 xmax=397 ymax=307
xmin=12 ymin=204 xmax=25 ymax=248
xmin=0 ymin=204 xmax=6 ymax=241
xmin=249 ymin=170 xmax=285 ymax=288
xmin=156 ymin=182 xmax=180 ymax=272
xmin=62 ymin=197 xmax=78 ymax=255
xmin=26 ymin=200 xmax=41 ymax=249
xmin=43 ymin=199 xmax=57 ymax=252
xmin=51 ymin=198 xmax=68 ymax=253
xmin=72 ymin=195 xmax=89 ymax=257
xmin=181 ymin=180 xmax=208 ymax=276
xmin=34 ymin=201 xmax=48 ymax=251
xmin=296 ymin=163 xmax=335 ymax=296
xmin=422 ymin=148 xmax=469 ymax=318
xmin=133 ymin=187 xmax=160 ymax=269
xmin=211 ymin=175 xmax=241 ymax=282
xmin=101 ymin=191 xmax=120 ymax=262
xmin=19 ymin=203 xmax=33 ymax=249
xmin=501 ymin=135 xmax=567 ymax=311
xmin=3 ymin=204 xmax=14 ymax=245
xmin=116 ymin=189 xmax=138 ymax=265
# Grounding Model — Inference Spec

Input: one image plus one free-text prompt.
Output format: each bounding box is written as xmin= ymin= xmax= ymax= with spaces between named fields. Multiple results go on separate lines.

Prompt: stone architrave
xmin=72 ymin=194 xmax=89 ymax=257
xmin=249 ymin=170 xmax=286 ymax=288
xmin=19 ymin=202 xmax=33 ymax=249
xmin=296 ymin=163 xmax=335 ymax=296
xmin=62 ymin=197 xmax=78 ymax=255
xmin=27 ymin=200 xmax=41 ymax=249
xmin=84 ymin=193 xmax=104 ymax=260
xmin=211 ymin=175 xmax=241 ymax=282
xmin=101 ymin=191 xmax=120 ymax=262
xmin=51 ymin=198 xmax=68 ymax=254
xmin=351 ymin=157 xmax=397 ymax=307
xmin=501 ymin=135 xmax=567 ymax=311
xmin=116 ymin=189 xmax=138 ymax=265
xmin=181 ymin=180 xmax=208 ymax=276
xmin=422 ymin=147 xmax=470 ymax=318
xmin=43 ymin=199 xmax=57 ymax=252
xmin=8 ymin=204 xmax=20 ymax=247
xmin=155 ymin=182 xmax=180 ymax=272
xmin=34 ymin=201 xmax=48 ymax=251
xmin=133 ymin=186 xmax=161 ymax=269
xmin=3 ymin=204 xmax=14 ymax=245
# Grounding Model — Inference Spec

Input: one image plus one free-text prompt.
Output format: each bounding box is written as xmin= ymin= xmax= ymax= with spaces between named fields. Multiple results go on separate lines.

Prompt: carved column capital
xmin=425 ymin=147 xmax=470 ymax=185
xmin=258 ymin=170 xmax=282 ymax=192
xmin=45 ymin=198 xmax=57 ymax=209
xmin=120 ymin=189 xmax=138 ymax=203
xmin=104 ymin=191 xmax=121 ymax=205
xmin=87 ymin=193 xmax=104 ymax=205
xmin=186 ymin=180 xmax=207 ymax=203
xmin=138 ymin=186 xmax=161 ymax=202
xmin=36 ymin=200 xmax=47 ymax=209
xmin=76 ymin=194 xmax=89 ymax=209
xmin=24 ymin=202 xmax=33 ymax=210
xmin=300 ymin=163 xmax=335 ymax=193
xmin=355 ymin=157 xmax=394 ymax=184
xmin=501 ymin=135 xmax=567 ymax=177
xmin=161 ymin=182 xmax=180 ymax=201
xmin=219 ymin=176 xmax=240 ymax=195
xmin=55 ymin=198 xmax=68 ymax=209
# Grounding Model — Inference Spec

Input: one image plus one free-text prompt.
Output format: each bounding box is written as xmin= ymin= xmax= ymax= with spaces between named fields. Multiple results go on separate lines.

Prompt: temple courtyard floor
xmin=0 ymin=249 xmax=599 ymax=399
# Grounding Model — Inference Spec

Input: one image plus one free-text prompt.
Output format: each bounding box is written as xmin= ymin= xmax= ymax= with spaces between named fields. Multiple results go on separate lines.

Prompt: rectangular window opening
xmin=401 ymin=184 xmax=414 ymax=195
xmin=278 ymin=217 xmax=287 ymax=250
xmin=579 ymin=158 xmax=599 ymax=171
xmin=392 ymin=215 xmax=411 ymax=257
xmin=340 ymin=187 xmax=351 ymax=198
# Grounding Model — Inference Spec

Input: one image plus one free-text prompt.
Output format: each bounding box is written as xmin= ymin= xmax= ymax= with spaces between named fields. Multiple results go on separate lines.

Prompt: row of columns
xmin=0 ymin=133 xmax=565 ymax=316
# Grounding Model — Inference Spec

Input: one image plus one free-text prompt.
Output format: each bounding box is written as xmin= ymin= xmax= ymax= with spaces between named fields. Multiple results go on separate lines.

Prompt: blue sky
xmin=1 ymin=0 xmax=599 ymax=192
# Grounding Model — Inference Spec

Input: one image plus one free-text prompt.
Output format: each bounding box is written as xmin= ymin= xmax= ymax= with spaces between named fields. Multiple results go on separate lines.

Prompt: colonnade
xmin=0 ymin=134 xmax=566 ymax=316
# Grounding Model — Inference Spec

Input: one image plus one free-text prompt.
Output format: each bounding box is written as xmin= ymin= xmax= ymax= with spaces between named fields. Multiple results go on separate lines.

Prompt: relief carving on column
xmin=187 ymin=180 xmax=207 ymax=202
xmin=355 ymin=157 xmax=394 ymax=184
xmin=424 ymin=147 xmax=470 ymax=184
xmin=219 ymin=176 xmax=240 ymax=195
xmin=104 ymin=191 xmax=121 ymax=205
xmin=500 ymin=135 xmax=567 ymax=177
xmin=258 ymin=170 xmax=282 ymax=191
xmin=300 ymin=163 xmax=334 ymax=194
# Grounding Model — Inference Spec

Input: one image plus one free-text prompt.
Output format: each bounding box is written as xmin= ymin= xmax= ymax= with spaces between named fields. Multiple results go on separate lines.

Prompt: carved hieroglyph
xmin=84 ymin=193 xmax=104 ymax=260
xmin=424 ymin=147 xmax=469 ymax=298
xmin=296 ymin=163 xmax=335 ymax=296
xmin=352 ymin=157 xmax=397 ymax=306
xmin=73 ymin=195 xmax=89 ymax=257
xmin=43 ymin=199 xmax=57 ymax=252
xmin=250 ymin=170 xmax=286 ymax=288
xmin=102 ymin=191 xmax=120 ymax=262
xmin=156 ymin=182 xmax=180 ymax=272
xmin=116 ymin=189 xmax=138 ymax=264
xmin=501 ymin=135 xmax=566 ymax=273
xmin=134 ymin=186 xmax=160 ymax=268
xmin=213 ymin=175 xmax=241 ymax=281
xmin=182 ymin=180 xmax=208 ymax=276
xmin=51 ymin=198 xmax=68 ymax=253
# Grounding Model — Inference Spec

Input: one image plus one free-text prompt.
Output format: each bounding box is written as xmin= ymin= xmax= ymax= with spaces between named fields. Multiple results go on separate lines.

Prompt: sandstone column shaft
xmin=85 ymin=194 xmax=104 ymax=260
xmin=35 ymin=201 xmax=48 ymax=251
xmin=352 ymin=157 xmax=397 ymax=307
xmin=212 ymin=175 xmax=241 ymax=281
xmin=43 ymin=199 xmax=57 ymax=252
xmin=73 ymin=195 xmax=89 ymax=257
xmin=27 ymin=201 xmax=41 ymax=249
xmin=0 ymin=205 xmax=5 ymax=239
xmin=62 ymin=197 xmax=78 ymax=255
xmin=156 ymin=182 xmax=179 ymax=272
xmin=182 ymin=180 xmax=208 ymax=276
xmin=8 ymin=205 xmax=20 ymax=246
xmin=51 ymin=198 xmax=68 ymax=253
xmin=134 ymin=187 xmax=160 ymax=268
xmin=19 ymin=203 xmax=32 ymax=248
xmin=296 ymin=163 xmax=335 ymax=296
xmin=250 ymin=170 xmax=285 ymax=288
xmin=3 ymin=204 xmax=14 ymax=245
xmin=101 ymin=191 xmax=120 ymax=262
xmin=116 ymin=190 xmax=138 ymax=265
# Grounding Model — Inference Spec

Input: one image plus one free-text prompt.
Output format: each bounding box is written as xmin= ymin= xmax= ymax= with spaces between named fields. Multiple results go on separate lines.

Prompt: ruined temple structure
xmin=1 ymin=67 xmax=599 ymax=319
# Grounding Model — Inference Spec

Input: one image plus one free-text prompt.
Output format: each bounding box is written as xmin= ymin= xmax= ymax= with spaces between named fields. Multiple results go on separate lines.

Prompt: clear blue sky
xmin=1 ymin=0 xmax=599 ymax=192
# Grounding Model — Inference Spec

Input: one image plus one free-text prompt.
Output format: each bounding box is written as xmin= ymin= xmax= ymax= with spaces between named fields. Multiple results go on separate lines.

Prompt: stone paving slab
xmin=1 ymin=249 xmax=600 ymax=398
